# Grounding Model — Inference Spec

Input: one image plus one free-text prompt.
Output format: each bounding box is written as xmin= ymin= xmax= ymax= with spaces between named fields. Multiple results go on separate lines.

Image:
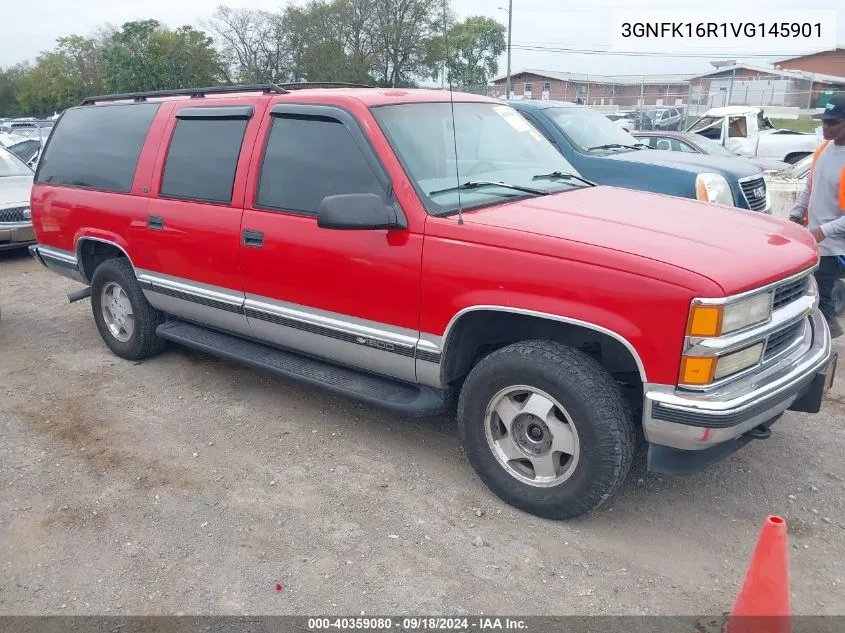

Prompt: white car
xmin=0 ymin=146 xmax=34 ymax=251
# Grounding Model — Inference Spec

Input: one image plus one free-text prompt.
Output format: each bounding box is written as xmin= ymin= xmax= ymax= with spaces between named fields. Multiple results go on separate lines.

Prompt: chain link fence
xmin=459 ymin=76 xmax=845 ymax=132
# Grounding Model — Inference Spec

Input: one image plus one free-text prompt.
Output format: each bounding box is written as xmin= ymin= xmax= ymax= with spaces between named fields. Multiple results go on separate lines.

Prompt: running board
xmin=156 ymin=321 xmax=447 ymax=417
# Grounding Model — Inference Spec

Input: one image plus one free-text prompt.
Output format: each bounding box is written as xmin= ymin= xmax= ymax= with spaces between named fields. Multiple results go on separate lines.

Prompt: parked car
xmin=687 ymin=106 xmax=820 ymax=164
xmin=603 ymin=112 xmax=634 ymax=132
xmin=650 ymin=107 xmax=683 ymax=131
xmin=633 ymin=131 xmax=791 ymax=173
xmin=30 ymin=84 xmax=835 ymax=519
xmin=5 ymin=138 xmax=42 ymax=168
xmin=0 ymin=146 xmax=34 ymax=250
xmin=509 ymin=100 xmax=771 ymax=212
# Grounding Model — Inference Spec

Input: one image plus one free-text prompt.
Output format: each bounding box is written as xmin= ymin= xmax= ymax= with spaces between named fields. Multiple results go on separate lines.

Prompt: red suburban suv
xmin=30 ymin=84 xmax=836 ymax=518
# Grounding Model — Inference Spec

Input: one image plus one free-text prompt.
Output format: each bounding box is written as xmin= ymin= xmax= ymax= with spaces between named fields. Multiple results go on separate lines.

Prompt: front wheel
xmin=457 ymin=340 xmax=636 ymax=519
xmin=90 ymin=258 xmax=167 ymax=360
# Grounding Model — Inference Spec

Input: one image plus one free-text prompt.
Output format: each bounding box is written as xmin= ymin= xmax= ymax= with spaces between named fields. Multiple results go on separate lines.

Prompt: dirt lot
xmin=1 ymin=249 xmax=844 ymax=616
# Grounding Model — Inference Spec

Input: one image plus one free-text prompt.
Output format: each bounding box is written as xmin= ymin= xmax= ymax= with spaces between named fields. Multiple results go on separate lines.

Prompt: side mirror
xmin=316 ymin=193 xmax=406 ymax=230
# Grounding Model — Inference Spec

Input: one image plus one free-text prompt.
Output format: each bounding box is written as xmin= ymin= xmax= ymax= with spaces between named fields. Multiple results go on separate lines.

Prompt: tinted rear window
xmin=36 ymin=103 xmax=158 ymax=192
xmin=160 ymin=118 xmax=248 ymax=204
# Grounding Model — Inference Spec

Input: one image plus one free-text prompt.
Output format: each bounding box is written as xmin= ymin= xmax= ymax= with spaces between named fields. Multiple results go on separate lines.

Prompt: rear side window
xmin=36 ymin=103 xmax=158 ymax=192
xmin=256 ymin=115 xmax=384 ymax=214
xmin=160 ymin=115 xmax=249 ymax=204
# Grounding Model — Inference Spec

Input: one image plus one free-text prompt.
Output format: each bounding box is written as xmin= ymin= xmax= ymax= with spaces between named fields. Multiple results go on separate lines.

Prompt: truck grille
xmin=773 ymin=276 xmax=810 ymax=311
xmin=763 ymin=320 xmax=805 ymax=361
xmin=0 ymin=206 xmax=30 ymax=224
xmin=739 ymin=176 xmax=768 ymax=211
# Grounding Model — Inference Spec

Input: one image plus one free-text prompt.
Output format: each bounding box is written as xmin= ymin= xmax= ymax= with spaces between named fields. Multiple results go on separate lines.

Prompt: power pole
xmin=506 ymin=0 xmax=513 ymax=99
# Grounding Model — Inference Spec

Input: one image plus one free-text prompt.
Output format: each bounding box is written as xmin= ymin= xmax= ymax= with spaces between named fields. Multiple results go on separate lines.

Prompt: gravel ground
xmin=1 ymin=249 xmax=844 ymax=616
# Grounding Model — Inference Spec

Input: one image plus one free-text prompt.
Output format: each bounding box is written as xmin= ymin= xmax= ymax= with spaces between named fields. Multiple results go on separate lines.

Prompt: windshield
xmin=692 ymin=134 xmax=736 ymax=157
xmin=688 ymin=116 xmax=722 ymax=133
xmin=371 ymin=102 xmax=582 ymax=214
xmin=0 ymin=147 xmax=32 ymax=176
xmin=543 ymin=106 xmax=640 ymax=152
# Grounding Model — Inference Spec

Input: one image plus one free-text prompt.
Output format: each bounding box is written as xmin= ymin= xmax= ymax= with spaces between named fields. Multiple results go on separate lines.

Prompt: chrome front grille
xmin=739 ymin=176 xmax=768 ymax=211
xmin=773 ymin=276 xmax=810 ymax=311
xmin=763 ymin=319 xmax=805 ymax=361
xmin=0 ymin=206 xmax=30 ymax=224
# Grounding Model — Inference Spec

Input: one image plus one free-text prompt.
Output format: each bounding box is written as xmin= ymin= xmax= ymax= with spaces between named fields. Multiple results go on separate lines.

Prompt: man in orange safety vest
xmin=790 ymin=95 xmax=845 ymax=339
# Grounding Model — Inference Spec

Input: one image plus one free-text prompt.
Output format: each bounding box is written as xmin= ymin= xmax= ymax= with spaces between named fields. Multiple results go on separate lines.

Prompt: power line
xmin=508 ymin=43 xmax=804 ymax=58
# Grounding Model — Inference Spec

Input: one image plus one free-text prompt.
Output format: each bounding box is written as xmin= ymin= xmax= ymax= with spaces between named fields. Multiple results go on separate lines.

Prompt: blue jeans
xmin=816 ymin=256 xmax=844 ymax=322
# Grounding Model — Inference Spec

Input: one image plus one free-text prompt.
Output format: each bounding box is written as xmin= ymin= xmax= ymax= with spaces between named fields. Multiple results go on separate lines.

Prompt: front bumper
xmin=0 ymin=222 xmax=35 ymax=250
xmin=643 ymin=307 xmax=834 ymax=469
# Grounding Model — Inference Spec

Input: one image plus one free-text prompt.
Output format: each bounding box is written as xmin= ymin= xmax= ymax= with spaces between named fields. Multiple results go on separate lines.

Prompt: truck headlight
xmin=687 ymin=292 xmax=773 ymax=337
xmin=681 ymin=342 xmax=765 ymax=385
xmin=695 ymin=173 xmax=734 ymax=206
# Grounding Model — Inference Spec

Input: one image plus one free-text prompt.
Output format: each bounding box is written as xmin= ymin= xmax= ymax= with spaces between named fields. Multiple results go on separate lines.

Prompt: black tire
xmin=90 ymin=258 xmax=167 ymax=360
xmin=833 ymin=280 xmax=845 ymax=316
xmin=457 ymin=340 xmax=635 ymax=520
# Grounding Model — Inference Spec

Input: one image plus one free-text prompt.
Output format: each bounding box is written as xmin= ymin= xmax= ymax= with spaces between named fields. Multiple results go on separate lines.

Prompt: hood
xmin=603 ymin=148 xmax=762 ymax=179
xmin=746 ymin=156 xmax=792 ymax=172
xmin=0 ymin=174 xmax=34 ymax=207
xmin=461 ymin=186 xmax=817 ymax=296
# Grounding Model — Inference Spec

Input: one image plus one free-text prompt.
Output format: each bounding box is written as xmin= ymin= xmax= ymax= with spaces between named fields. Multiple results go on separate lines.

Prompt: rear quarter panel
xmin=30 ymin=102 xmax=174 ymax=260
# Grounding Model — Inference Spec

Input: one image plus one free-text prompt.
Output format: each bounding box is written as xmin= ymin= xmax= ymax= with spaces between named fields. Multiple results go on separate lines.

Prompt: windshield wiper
xmin=531 ymin=171 xmax=596 ymax=187
xmin=428 ymin=180 xmax=548 ymax=198
xmin=587 ymin=143 xmax=644 ymax=151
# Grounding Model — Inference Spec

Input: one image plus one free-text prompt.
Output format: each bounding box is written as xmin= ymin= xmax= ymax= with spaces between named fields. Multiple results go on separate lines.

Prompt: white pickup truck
xmin=687 ymin=106 xmax=820 ymax=164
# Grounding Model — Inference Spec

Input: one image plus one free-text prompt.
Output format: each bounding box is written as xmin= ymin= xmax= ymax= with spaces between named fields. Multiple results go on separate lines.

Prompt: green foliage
xmin=101 ymin=20 xmax=222 ymax=93
xmin=428 ymin=16 xmax=506 ymax=89
xmin=0 ymin=1 xmax=503 ymax=117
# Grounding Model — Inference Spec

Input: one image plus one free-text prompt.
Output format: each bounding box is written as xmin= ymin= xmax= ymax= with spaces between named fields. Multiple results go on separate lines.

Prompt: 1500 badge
xmin=356 ymin=336 xmax=395 ymax=352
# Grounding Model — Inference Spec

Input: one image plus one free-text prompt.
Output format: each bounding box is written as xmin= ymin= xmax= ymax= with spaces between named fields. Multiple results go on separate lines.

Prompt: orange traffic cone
xmin=726 ymin=515 xmax=791 ymax=633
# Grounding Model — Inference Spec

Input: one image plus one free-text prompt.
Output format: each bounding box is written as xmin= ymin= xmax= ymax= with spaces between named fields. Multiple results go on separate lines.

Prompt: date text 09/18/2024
xmin=307 ymin=617 xmax=528 ymax=631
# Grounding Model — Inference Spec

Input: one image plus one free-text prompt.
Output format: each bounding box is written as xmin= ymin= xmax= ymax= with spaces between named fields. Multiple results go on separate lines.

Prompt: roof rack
xmin=79 ymin=84 xmax=289 ymax=106
xmin=276 ymin=82 xmax=376 ymax=90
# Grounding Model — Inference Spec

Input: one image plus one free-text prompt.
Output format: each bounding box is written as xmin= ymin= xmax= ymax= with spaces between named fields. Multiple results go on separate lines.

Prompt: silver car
xmin=0 ymin=146 xmax=34 ymax=250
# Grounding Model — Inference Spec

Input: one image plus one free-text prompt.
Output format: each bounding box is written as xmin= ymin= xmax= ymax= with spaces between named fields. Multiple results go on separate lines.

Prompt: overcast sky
xmin=2 ymin=0 xmax=843 ymax=76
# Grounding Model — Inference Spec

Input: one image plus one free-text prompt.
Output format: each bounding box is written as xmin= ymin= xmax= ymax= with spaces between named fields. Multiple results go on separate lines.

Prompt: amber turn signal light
xmin=687 ymin=305 xmax=723 ymax=337
xmin=679 ymin=356 xmax=716 ymax=385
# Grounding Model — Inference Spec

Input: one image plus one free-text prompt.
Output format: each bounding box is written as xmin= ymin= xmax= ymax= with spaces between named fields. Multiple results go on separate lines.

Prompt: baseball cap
xmin=813 ymin=95 xmax=845 ymax=120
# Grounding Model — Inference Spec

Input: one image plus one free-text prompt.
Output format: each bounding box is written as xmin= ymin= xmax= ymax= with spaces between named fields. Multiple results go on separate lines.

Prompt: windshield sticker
xmin=493 ymin=105 xmax=533 ymax=133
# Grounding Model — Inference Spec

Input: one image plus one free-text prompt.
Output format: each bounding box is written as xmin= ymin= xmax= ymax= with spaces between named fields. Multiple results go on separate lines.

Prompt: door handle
xmin=242 ymin=229 xmax=264 ymax=248
xmin=147 ymin=215 xmax=164 ymax=231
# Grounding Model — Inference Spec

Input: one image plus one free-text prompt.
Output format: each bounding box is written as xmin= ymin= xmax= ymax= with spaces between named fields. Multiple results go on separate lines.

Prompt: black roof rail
xmin=275 ymin=82 xmax=376 ymax=90
xmin=79 ymin=84 xmax=289 ymax=106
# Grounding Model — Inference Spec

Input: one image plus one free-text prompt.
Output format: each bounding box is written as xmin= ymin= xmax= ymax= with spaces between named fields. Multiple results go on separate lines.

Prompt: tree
xmin=428 ymin=16 xmax=505 ymax=89
xmin=0 ymin=65 xmax=28 ymax=117
xmin=101 ymin=20 xmax=222 ymax=93
xmin=206 ymin=5 xmax=290 ymax=84
xmin=15 ymin=36 xmax=104 ymax=116
xmin=373 ymin=0 xmax=441 ymax=87
xmin=280 ymin=0 xmax=376 ymax=85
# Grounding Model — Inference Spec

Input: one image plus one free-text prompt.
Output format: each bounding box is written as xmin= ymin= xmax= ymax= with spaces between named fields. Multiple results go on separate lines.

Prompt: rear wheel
xmin=90 ymin=258 xmax=166 ymax=360
xmin=457 ymin=340 xmax=636 ymax=519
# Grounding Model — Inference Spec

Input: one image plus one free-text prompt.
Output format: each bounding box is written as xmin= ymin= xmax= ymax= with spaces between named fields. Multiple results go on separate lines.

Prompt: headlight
xmin=687 ymin=292 xmax=773 ymax=337
xmin=695 ymin=173 xmax=735 ymax=206
xmin=680 ymin=342 xmax=764 ymax=385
